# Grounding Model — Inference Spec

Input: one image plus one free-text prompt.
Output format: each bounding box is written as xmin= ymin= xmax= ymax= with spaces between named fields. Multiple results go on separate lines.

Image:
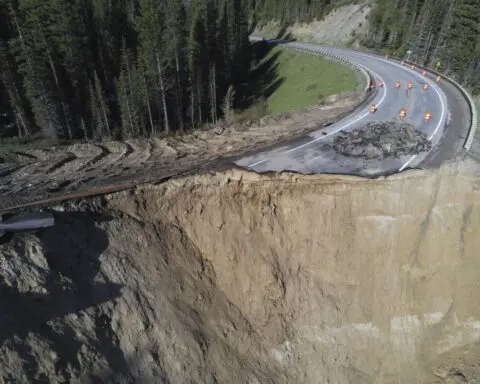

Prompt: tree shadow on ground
xmin=0 ymin=210 xmax=127 ymax=382
xmin=236 ymin=40 xmax=285 ymax=111
xmin=275 ymin=25 xmax=296 ymax=42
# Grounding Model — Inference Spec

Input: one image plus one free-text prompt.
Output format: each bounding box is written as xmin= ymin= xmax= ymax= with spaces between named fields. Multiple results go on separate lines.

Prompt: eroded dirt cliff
xmin=1 ymin=156 xmax=480 ymax=383
xmin=0 ymin=91 xmax=364 ymax=208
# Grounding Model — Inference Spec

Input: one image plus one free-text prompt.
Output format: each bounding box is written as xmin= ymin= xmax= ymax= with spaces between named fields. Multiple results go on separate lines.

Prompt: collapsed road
xmin=236 ymin=40 xmax=471 ymax=176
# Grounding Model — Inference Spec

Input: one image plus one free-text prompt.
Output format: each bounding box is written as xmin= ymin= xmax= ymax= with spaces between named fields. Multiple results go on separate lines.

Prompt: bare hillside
xmin=1 ymin=156 xmax=480 ymax=383
xmin=254 ymin=3 xmax=372 ymax=46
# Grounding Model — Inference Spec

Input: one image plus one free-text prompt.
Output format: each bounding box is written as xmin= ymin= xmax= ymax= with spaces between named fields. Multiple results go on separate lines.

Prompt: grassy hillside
xmin=260 ymin=46 xmax=358 ymax=116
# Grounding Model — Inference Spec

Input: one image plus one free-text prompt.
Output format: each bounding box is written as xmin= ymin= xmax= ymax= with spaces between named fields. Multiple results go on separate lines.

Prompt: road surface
xmin=235 ymin=40 xmax=469 ymax=177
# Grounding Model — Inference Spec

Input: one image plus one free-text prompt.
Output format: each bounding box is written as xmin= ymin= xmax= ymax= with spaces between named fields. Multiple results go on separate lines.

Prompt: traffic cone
xmin=423 ymin=83 xmax=429 ymax=91
xmin=422 ymin=70 xmax=426 ymax=76
xmin=407 ymin=82 xmax=413 ymax=90
xmin=395 ymin=80 xmax=401 ymax=89
xmin=400 ymin=108 xmax=407 ymax=119
xmin=411 ymin=64 xmax=415 ymax=70
xmin=377 ymin=80 xmax=383 ymax=87
xmin=370 ymin=104 xmax=376 ymax=114
xmin=424 ymin=111 xmax=432 ymax=122
xmin=436 ymin=75 xmax=441 ymax=83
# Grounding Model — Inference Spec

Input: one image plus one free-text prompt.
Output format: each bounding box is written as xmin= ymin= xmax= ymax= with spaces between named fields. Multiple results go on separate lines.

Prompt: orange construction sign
xmin=395 ymin=80 xmax=401 ymax=88
xmin=407 ymin=82 xmax=413 ymax=90
xmin=423 ymin=83 xmax=429 ymax=91
xmin=424 ymin=111 xmax=432 ymax=122
xmin=370 ymin=104 xmax=376 ymax=114
xmin=436 ymin=75 xmax=441 ymax=83
xmin=400 ymin=108 xmax=407 ymax=119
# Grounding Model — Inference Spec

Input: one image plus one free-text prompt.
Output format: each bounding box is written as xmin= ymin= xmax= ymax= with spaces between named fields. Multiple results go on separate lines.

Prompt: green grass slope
xmin=264 ymin=46 xmax=358 ymax=116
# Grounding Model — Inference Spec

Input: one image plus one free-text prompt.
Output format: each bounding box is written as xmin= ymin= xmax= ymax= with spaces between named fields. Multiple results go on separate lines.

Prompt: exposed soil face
xmin=253 ymin=3 xmax=371 ymax=46
xmin=0 ymin=91 xmax=364 ymax=210
xmin=333 ymin=121 xmax=432 ymax=159
xmin=1 ymin=157 xmax=480 ymax=383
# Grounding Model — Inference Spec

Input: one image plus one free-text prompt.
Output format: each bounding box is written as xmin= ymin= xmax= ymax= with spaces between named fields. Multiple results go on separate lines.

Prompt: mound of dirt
xmin=333 ymin=121 xmax=432 ymax=159
xmin=1 ymin=158 xmax=480 ymax=383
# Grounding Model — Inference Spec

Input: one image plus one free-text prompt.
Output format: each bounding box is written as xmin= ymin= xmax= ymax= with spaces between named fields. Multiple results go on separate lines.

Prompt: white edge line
xmin=248 ymin=45 xmax=446 ymax=173
xmin=307 ymin=47 xmax=447 ymax=173
xmin=370 ymin=55 xmax=446 ymax=171
xmin=247 ymin=55 xmax=387 ymax=168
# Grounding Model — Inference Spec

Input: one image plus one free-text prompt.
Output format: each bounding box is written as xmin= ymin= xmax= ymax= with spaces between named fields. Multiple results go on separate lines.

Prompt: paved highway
xmin=235 ymin=40 xmax=452 ymax=177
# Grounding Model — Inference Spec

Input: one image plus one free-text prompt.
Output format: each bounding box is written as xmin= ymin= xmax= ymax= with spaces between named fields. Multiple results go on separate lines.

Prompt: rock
xmin=365 ymin=143 xmax=383 ymax=158
xmin=382 ymin=143 xmax=392 ymax=154
xmin=213 ymin=126 xmax=225 ymax=135
xmin=333 ymin=121 xmax=431 ymax=159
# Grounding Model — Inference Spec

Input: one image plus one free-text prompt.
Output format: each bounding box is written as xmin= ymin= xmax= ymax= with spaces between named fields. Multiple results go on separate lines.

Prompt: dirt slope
xmin=0 ymin=91 xmax=364 ymax=209
xmin=1 ymin=156 xmax=480 ymax=383
xmin=253 ymin=3 xmax=372 ymax=46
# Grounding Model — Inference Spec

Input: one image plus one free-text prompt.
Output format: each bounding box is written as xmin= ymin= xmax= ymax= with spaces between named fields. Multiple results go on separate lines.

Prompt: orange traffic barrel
xmin=436 ymin=75 xmax=441 ymax=83
xmin=370 ymin=104 xmax=376 ymax=114
xmin=400 ymin=108 xmax=407 ymax=119
xmin=423 ymin=83 xmax=429 ymax=90
xmin=424 ymin=111 xmax=432 ymax=122
xmin=395 ymin=80 xmax=401 ymax=88
xmin=407 ymin=82 xmax=413 ymax=90
xmin=377 ymin=80 xmax=383 ymax=87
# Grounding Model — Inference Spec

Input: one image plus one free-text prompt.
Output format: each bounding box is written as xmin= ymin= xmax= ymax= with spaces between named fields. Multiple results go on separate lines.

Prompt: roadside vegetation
xmin=0 ymin=0 xmax=361 ymax=155
xmin=0 ymin=0 xmax=252 ymax=147
xmin=249 ymin=0 xmax=480 ymax=95
xmin=252 ymin=45 xmax=357 ymax=116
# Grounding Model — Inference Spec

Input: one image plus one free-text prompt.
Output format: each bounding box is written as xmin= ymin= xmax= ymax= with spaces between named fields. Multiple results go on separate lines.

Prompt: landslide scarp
xmin=1 ymin=157 xmax=480 ymax=383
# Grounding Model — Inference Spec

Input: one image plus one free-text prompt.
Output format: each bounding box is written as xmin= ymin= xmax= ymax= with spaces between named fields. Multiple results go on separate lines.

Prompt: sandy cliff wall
xmin=1 ymin=157 xmax=480 ymax=383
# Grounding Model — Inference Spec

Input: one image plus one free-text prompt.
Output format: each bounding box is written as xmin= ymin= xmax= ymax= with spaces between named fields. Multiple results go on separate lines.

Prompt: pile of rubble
xmin=333 ymin=121 xmax=432 ymax=159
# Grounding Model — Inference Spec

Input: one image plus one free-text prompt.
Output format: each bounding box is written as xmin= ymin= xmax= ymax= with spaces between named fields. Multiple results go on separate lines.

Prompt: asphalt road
xmin=235 ymin=41 xmax=467 ymax=177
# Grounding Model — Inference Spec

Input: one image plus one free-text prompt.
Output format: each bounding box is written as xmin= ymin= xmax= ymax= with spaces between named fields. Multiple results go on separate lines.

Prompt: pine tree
xmin=165 ymin=0 xmax=187 ymax=131
xmin=137 ymin=0 xmax=170 ymax=133
xmin=188 ymin=0 xmax=207 ymax=127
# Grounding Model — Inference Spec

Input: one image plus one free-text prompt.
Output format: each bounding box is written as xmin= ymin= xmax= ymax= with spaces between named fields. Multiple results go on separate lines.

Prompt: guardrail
xmin=251 ymin=37 xmax=478 ymax=152
xmin=286 ymin=42 xmax=373 ymax=93
xmin=250 ymin=37 xmax=374 ymax=95
xmin=355 ymin=48 xmax=478 ymax=151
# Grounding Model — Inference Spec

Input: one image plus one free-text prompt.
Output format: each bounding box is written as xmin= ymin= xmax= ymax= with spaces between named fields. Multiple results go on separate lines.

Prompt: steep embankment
xmin=253 ymin=3 xmax=372 ymax=46
xmin=1 ymin=156 xmax=480 ymax=383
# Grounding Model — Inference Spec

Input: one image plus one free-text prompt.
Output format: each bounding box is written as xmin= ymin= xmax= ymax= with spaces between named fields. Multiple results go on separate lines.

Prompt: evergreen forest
xmin=365 ymin=0 xmax=480 ymax=92
xmin=249 ymin=0 xmax=480 ymax=93
xmin=1 ymin=0 xmax=478 ymax=143
xmin=0 ymin=0 xmax=251 ymax=141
